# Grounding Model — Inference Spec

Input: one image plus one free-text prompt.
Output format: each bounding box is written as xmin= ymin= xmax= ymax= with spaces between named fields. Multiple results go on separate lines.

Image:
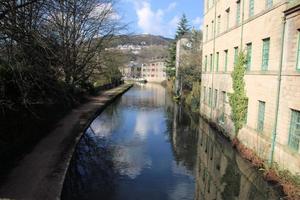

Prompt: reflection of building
xmin=194 ymin=118 xmax=280 ymax=200
xmin=141 ymin=57 xmax=167 ymax=83
xmin=121 ymin=84 xmax=167 ymax=108
xmin=201 ymin=0 xmax=300 ymax=174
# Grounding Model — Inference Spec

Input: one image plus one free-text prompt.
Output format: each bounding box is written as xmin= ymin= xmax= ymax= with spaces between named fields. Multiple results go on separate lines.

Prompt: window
xmin=266 ymin=0 xmax=272 ymax=8
xmin=216 ymin=52 xmax=219 ymax=72
xmin=257 ymin=101 xmax=265 ymax=133
xmin=217 ymin=15 xmax=221 ymax=34
xmin=211 ymin=20 xmax=214 ymax=39
xmin=246 ymin=43 xmax=252 ymax=71
xmin=203 ymin=86 xmax=206 ymax=103
xmin=205 ymin=55 xmax=208 ymax=72
xmin=220 ymin=91 xmax=226 ymax=123
xmin=214 ymin=89 xmax=218 ymax=108
xmin=226 ymin=8 xmax=230 ymax=30
xmin=209 ymin=88 xmax=212 ymax=107
xmin=234 ymin=47 xmax=239 ymax=65
xmin=210 ymin=54 xmax=213 ymax=72
xmin=262 ymin=38 xmax=270 ymax=70
xmin=206 ymin=25 xmax=209 ymax=41
xmin=288 ymin=110 xmax=300 ymax=151
xmin=224 ymin=50 xmax=228 ymax=72
xmin=297 ymin=31 xmax=300 ymax=71
xmin=208 ymin=175 xmax=211 ymax=193
xmin=249 ymin=0 xmax=254 ymax=17
xmin=236 ymin=1 xmax=241 ymax=25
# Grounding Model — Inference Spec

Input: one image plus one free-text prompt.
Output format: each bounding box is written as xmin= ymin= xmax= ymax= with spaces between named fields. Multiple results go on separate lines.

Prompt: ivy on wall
xmin=228 ymin=51 xmax=248 ymax=136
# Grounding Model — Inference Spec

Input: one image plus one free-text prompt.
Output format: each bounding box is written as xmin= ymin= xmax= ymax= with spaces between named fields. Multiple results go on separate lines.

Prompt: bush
xmin=185 ymin=81 xmax=201 ymax=112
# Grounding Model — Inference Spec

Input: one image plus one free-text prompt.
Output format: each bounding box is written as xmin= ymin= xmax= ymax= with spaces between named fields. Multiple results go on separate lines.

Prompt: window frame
xmin=217 ymin=15 xmax=221 ymax=35
xmin=210 ymin=54 xmax=213 ymax=72
xmin=296 ymin=31 xmax=300 ymax=71
xmin=214 ymin=89 xmax=218 ymax=108
xmin=288 ymin=109 xmax=300 ymax=151
xmin=266 ymin=0 xmax=273 ymax=9
xmin=216 ymin=52 xmax=219 ymax=72
xmin=236 ymin=1 xmax=241 ymax=25
xmin=205 ymin=55 xmax=208 ymax=72
xmin=224 ymin=50 xmax=228 ymax=72
xmin=249 ymin=0 xmax=254 ymax=17
xmin=209 ymin=87 xmax=212 ymax=107
xmin=226 ymin=8 xmax=230 ymax=30
xmin=257 ymin=101 xmax=266 ymax=133
xmin=262 ymin=38 xmax=270 ymax=71
xmin=234 ymin=46 xmax=239 ymax=66
xmin=246 ymin=43 xmax=252 ymax=71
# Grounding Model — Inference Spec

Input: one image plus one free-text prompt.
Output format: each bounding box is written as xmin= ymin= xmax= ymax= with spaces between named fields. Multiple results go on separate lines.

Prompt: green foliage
xmin=228 ymin=52 xmax=248 ymax=135
xmin=176 ymin=14 xmax=190 ymax=40
xmin=178 ymin=30 xmax=202 ymax=90
xmin=185 ymin=82 xmax=201 ymax=112
xmin=166 ymin=14 xmax=190 ymax=78
xmin=179 ymin=63 xmax=201 ymax=90
xmin=165 ymin=42 xmax=177 ymax=78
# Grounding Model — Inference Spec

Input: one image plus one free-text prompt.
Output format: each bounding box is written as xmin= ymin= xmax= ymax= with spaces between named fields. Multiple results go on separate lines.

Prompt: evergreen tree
xmin=165 ymin=14 xmax=190 ymax=78
xmin=176 ymin=14 xmax=190 ymax=40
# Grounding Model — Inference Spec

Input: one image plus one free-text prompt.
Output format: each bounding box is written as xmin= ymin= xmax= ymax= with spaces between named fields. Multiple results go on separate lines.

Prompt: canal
xmin=62 ymin=84 xmax=282 ymax=200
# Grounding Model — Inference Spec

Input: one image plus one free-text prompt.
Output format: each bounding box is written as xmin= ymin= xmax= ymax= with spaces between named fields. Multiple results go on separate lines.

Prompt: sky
xmin=117 ymin=0 xmax=204 ymax=38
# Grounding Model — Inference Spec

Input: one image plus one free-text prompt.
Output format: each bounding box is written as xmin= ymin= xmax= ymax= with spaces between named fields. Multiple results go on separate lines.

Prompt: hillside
xmin=111 ymin=34 xmax=173 ymax=47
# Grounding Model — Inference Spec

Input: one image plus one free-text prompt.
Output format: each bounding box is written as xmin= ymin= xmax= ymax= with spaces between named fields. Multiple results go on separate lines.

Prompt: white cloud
xmin=91 ymin=3 xmax=120 ymax=20
xmin=192 ymin=16 xmax=203 ymax=30
xmin=166 ymin=2 xmax=177 ymax=12
xmin=129 ymin=0 xmax=180 ymax=37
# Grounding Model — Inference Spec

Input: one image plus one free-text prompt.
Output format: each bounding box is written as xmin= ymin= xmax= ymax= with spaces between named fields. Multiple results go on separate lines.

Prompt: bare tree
xmin=45 ymin=0 xmax=124 ymax=87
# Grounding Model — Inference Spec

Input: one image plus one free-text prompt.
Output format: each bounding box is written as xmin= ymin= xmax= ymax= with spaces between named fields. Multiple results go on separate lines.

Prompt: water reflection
xmin=62 ymin=84 xmax=282 ymax=200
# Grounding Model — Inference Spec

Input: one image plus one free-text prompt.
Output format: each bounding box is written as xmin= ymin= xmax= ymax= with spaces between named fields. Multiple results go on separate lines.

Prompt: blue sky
xmin=117 ymin=0 xmax=204 ymax=38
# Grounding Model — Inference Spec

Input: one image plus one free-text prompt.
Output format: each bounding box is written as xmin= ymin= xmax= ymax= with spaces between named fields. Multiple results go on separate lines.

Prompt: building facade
xmin=175 ymin=36 xmax=190 ymax=94
xmin=141 ymin=57 xmax=167 ymax=83
xmin=201 ymin=0 xmax=300 ymax=174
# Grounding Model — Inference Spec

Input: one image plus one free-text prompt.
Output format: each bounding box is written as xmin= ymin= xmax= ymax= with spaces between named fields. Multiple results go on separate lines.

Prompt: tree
xmin=166 ymin=14 xmax=190 ymax=78
xmin=45 ymin=0 xmax=123 ymax=88
xmin=175 ymin=14 xmax=190 ymax=40
xmin=228 ymin=52 xmax=248 ymax=136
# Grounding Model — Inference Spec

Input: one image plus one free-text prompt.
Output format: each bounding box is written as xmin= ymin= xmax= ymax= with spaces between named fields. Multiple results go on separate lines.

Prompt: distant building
xmin=121 ymin=61 xmax=141 ymax=78
xmin=141 ymin=57 xmax=167 ymax=83
xmin=201 ymin=0 xmax=300 ymax=174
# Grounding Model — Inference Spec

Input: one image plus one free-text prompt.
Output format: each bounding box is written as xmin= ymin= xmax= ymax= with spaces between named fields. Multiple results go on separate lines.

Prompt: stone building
xmin=201 ymin=0 xmax=300 ymax=174
xmin=175 ymin=34 xmax=191 ymax=93
xmin=141 ymin=57 xmax=167 ymax=83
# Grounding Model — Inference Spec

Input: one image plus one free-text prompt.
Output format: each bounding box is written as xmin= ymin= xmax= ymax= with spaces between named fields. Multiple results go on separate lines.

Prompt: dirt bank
xmin=0 ymin=84 xmax=133 ymax=200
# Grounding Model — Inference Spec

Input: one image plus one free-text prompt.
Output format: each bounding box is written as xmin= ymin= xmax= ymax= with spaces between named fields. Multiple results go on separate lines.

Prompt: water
xmin=62 ymin=84 xmax=282 ymax=200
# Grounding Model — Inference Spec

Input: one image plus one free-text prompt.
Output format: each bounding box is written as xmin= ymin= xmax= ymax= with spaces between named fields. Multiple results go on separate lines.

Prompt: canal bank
xmin=0 ymin=84 xmax=132 ymax=200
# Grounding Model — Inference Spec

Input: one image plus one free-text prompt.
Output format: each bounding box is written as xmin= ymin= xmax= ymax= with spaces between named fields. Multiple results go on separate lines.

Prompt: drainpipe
xmin=240 ymin=0 xmax=245 ymax=49
xmin=269 ymin=16 xmax=286 ymax=166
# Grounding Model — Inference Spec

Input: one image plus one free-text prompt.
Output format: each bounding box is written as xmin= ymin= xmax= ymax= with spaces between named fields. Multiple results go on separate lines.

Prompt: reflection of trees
xmin=221 ymin=159 xmax=241 ymax=199
xmin=165 ymin=102 xmax=198 ymax=173
xmin=61 ymin=128 xmax=117 ymax=200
